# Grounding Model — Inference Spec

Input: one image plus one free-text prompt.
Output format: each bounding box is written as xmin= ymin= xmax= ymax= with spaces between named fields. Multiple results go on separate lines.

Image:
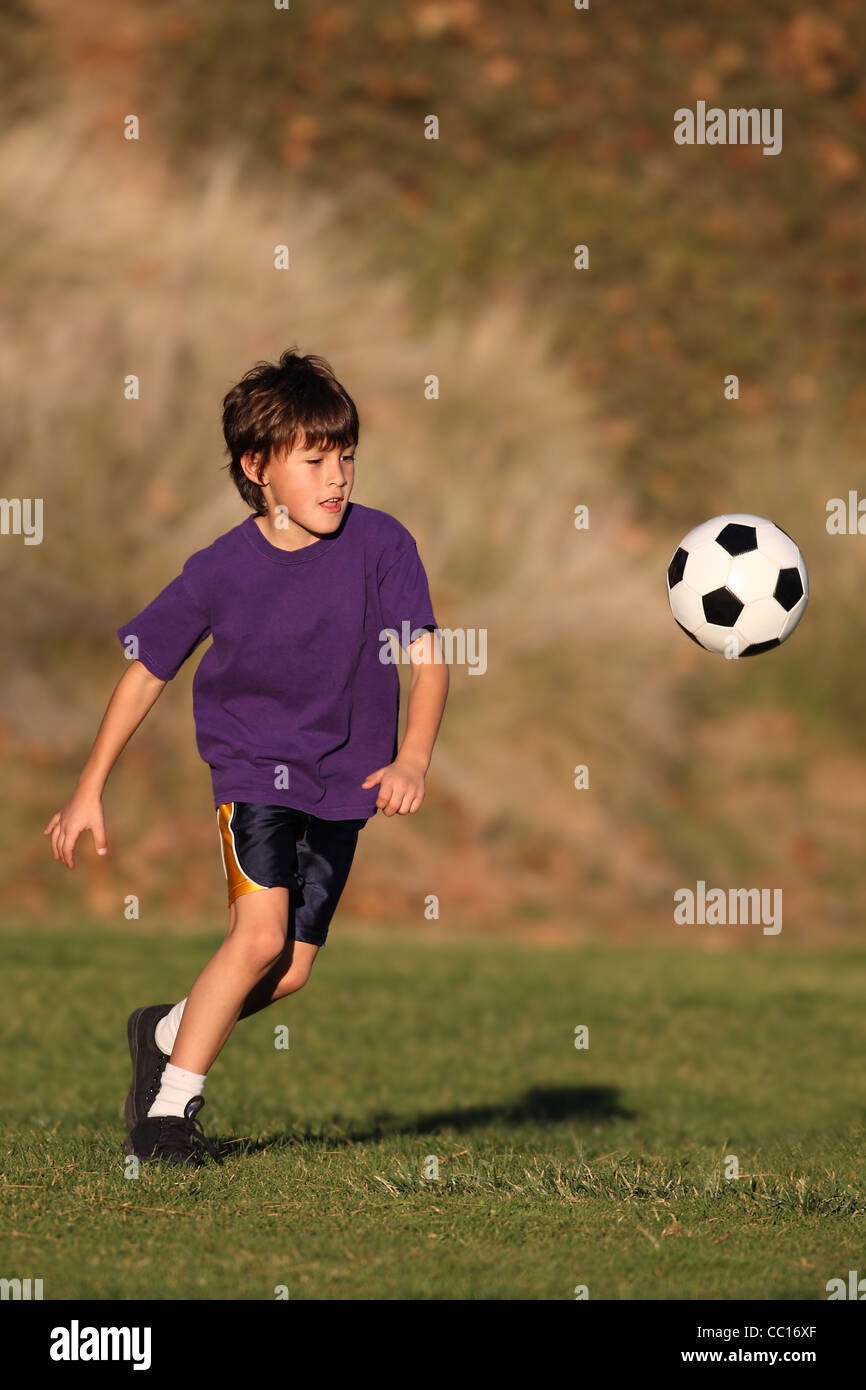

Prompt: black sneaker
xmin=123 ymin=1096 xmax=220 ymax=1168
xmin=124 ymin=1004 xmax=173 ymax=1132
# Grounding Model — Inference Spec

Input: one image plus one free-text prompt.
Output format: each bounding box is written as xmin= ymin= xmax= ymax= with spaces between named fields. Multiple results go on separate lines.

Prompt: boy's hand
xmin=43 ymin=789 xmax=108 ymax=868
xmin=362 ymin=754 xmax=426 ymax=816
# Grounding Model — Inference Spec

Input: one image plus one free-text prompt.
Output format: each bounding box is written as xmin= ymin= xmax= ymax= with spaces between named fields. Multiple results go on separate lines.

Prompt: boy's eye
xmin=306 ymin=455 xmax=355 ymax=464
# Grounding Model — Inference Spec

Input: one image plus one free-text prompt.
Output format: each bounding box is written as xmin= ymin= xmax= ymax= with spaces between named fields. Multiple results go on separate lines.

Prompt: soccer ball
xmin=667 ymin=514 xmax=808 ymax=656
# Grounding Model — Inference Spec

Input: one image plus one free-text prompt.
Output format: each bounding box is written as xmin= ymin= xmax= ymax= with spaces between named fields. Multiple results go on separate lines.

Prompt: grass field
xmin=1 ymin=927 xmax=864 ymax=1300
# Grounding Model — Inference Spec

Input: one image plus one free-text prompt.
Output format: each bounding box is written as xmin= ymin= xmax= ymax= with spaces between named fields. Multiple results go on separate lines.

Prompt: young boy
xmin=44 ymin=347 xmax=449 ymax=1167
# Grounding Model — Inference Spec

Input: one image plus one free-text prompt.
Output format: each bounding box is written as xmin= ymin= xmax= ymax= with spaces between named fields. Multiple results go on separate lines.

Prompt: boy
xmin=44 ymin=347 xmax=449 ymax=1167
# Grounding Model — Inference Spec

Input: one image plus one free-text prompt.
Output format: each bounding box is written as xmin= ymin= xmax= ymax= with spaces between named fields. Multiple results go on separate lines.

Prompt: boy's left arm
xmin=362 ymin=630 xmax=449 ymax=816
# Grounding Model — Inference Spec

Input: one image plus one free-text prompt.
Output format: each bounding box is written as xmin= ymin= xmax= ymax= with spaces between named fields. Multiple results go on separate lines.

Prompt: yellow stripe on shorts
xmin=216 ymin=802 xmax=269 ymax=904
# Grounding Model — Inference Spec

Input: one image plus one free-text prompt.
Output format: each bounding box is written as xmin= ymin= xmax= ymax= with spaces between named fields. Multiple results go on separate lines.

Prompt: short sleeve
xmin=378 ymin=539 xmax=438 ymax=652
xmin=117 ymin=571 xmax=211 ymax=681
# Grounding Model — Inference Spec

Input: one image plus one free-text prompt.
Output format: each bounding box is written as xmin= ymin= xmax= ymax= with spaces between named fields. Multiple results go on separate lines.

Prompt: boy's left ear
xmin=240 ymin=448 xmax=268 ymax=486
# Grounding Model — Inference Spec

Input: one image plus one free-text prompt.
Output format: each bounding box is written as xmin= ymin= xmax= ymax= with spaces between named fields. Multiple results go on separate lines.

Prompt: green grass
xmin=1 ymin=928 xmax=864 ymax=1299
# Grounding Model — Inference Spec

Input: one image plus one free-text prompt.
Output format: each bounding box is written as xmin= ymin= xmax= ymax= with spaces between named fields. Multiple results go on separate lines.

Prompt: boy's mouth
xmin=320 ymin=498 xmax=342 ymax=511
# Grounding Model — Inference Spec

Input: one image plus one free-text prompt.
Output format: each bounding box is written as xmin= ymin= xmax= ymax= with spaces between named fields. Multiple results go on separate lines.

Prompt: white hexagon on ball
xmin=726 ymin=549 xmax=778 ymax=604
xmin=683 ymin=542 xmax=731 ymax=594
xmin=736 ymin=596 xmax=787 ymax=646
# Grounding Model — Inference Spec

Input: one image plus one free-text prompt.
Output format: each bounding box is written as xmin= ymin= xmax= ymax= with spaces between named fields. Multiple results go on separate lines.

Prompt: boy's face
xmin=244 ymin=438 xmax=356 ymax=540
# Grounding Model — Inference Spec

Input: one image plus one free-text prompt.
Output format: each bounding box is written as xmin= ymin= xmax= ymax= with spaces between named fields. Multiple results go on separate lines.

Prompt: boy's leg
xmin=126 ymin=887 xmax=300 ymax=1155
xmin=151 ymin=936 xmax=318 ymax=1063
xmin=146 ymin=918 xmax=319 ymax=1076
xmin=168 ymin=885 xmax=291 ymax=1076
xmin=238 ymin=937 xmax=319 ymax=1018
xmin=142 ymin=805 xmax=360 ymax=1088
xmin=235 ymin=812 xmax=361 ymax=1017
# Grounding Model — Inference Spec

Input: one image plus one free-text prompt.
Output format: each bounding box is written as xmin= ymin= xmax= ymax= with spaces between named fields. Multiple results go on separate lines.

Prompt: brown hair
xmin=222 ymin=346 xmax=360 ymax=515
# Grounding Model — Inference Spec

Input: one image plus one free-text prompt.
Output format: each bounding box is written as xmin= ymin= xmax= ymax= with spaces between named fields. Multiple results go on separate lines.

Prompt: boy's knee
xmin=278 ymin=965 xmax=312 ymax=997
xmin=232 ymin=920 xmax=286 ymax=972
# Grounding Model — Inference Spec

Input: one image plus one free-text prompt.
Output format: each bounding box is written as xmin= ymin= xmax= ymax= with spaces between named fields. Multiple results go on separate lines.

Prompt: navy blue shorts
xmin=216 ymin=802 xmax=366 ymax=947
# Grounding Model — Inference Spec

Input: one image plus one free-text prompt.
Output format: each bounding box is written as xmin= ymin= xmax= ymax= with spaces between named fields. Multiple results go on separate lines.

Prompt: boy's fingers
xmin=50 ymin=815 xmax=107 ymax=863
xmin=61 ymin=827 xmax=78 ymax=868
xmin=44 ymin=813 xmax=60 ymax=834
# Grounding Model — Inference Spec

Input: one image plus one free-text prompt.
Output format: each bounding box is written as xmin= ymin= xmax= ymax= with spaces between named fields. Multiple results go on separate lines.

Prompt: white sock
xmin=147 ymin=1062 xmax=207 ymax=1119
xmin=154 ymin=999 xmax=187 ymax=1056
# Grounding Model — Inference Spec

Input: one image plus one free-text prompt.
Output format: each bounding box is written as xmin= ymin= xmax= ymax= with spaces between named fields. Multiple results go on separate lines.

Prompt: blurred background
xmin=2 ymin=0 xmax=865 ymax=944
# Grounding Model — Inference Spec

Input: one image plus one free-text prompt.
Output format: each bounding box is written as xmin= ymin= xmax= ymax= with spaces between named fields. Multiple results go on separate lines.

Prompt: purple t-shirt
xmin=116 ymin=502 xmax=438 ymax=820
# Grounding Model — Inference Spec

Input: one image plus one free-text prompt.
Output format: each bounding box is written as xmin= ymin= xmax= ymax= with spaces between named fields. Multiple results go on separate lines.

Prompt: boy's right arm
xmin=43 ymin=659 xmax=167 ymax=869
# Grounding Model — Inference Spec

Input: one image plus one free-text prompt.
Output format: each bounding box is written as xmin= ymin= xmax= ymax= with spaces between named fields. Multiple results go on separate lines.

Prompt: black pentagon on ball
xmin=774 ymin=566 xmax=803 ymax=611
xmin=740 ymin=637 xmax=781 ymax=657
xmin=675 ymin=619 xmax=704 ymax=647
xmin=667 ymin=547 xmax=688 ymax=588
xmin=702 ymin=587 xmax=744 ymax=626
xmin=716 ymin=523 xmax=758 ymax=556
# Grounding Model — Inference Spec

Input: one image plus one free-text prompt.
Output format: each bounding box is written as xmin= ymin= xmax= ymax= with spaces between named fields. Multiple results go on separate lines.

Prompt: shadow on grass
xmin=217 ymin=1084 xmax=635 ymax=1160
